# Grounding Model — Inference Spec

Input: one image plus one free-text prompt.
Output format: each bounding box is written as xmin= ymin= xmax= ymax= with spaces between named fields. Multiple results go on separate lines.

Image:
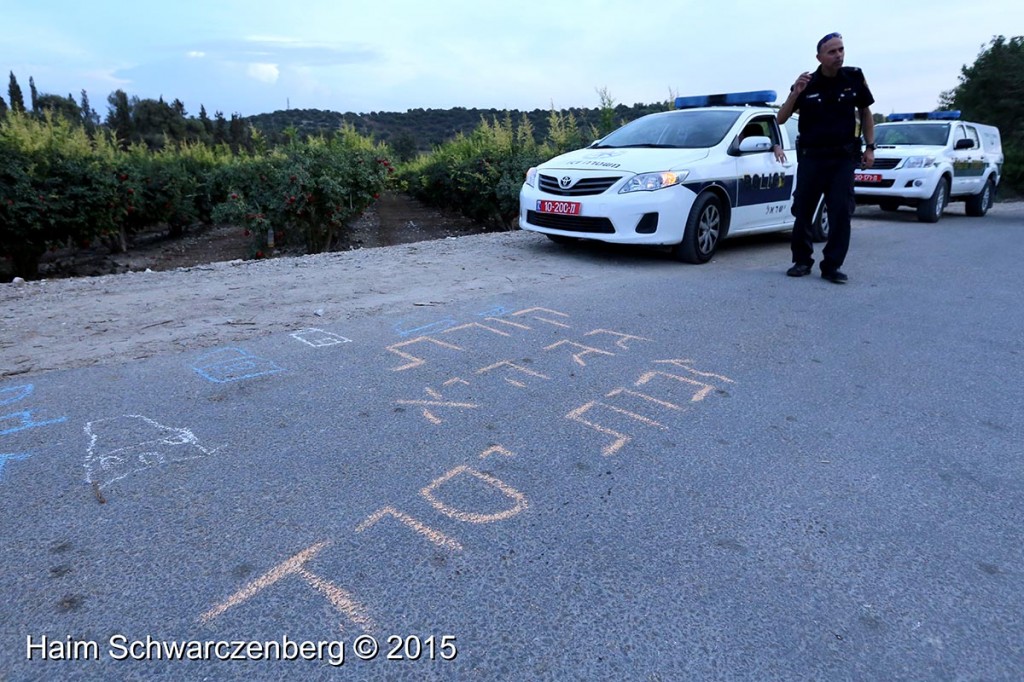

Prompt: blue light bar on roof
xmin=675 ymin=90 xmax=777 ymax=109
xmin=887 ymin=110 xmax=961 ymax=121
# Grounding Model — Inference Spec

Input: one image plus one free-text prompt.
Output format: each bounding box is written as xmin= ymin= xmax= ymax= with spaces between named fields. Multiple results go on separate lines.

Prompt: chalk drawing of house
xmin=83 ymin=415 xmax=215 ymax=488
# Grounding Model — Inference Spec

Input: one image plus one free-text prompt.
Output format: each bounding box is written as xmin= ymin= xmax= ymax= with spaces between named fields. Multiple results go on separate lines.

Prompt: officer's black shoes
xmin=786 ymin=263 xmax=846 ymax=282
xmin=786 ymin=263 xmax=813 ymax=277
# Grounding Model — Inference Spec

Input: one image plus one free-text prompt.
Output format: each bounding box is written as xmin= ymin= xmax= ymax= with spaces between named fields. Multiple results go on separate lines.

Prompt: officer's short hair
xmin=817 ymin=32 xmax=842 ymax=53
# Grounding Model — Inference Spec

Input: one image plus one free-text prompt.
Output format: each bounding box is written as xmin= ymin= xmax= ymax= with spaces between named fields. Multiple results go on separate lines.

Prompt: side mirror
xmin=736 ymin=136 xmax=773 ymax=154
xmin=954 ymin=138 xmax=975 ymax=150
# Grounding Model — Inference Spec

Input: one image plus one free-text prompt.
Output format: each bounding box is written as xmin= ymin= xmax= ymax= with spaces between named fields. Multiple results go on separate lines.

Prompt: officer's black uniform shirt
xmin=794 ymin=66 xmax=875 ymax=149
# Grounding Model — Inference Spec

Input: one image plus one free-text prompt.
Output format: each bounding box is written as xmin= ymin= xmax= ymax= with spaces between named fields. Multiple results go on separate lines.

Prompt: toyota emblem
xmin=559 ymin=176 xmax=573 ymax=189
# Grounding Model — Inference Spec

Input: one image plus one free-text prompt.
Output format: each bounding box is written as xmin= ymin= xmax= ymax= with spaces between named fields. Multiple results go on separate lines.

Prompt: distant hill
xmin=244 ymin=101 xmax=670 ymax=153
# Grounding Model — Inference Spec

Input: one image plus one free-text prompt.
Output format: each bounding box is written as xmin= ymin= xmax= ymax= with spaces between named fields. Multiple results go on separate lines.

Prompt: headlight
xmin=524 ymin=167 xmax=538 ymax=187
xmin=902 ymin=156 xmax=935 ymax=169
xmin=619 ymin=170 xmax=688 ymax=194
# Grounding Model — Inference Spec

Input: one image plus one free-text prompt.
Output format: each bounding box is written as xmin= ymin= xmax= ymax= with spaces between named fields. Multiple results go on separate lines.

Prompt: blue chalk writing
xmin=0 ymin=411 xmax=69 ymax=436
xmin=393 ymin=317 xmax=459 ymax=338
xmin=192 ymin=348 xmax=285 ymax=383
xmin=0 ymin=385 xmax=67 ymax=485
xmin=0 ymin=384 xmax=33 ymax=408
xmin=0 ymin=453 xmax=31 ymax=480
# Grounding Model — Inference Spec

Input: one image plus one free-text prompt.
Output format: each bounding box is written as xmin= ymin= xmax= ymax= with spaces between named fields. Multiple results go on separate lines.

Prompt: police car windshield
xmin=593 ymin=110 xmax=742 ymax=149
xmin=876 ymin=123 xmax=950 ymax=146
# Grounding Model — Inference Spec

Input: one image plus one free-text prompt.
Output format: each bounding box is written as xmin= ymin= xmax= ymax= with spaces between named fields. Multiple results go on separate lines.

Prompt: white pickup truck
xmin=853 ymin=111 xmax=1003 ymax=222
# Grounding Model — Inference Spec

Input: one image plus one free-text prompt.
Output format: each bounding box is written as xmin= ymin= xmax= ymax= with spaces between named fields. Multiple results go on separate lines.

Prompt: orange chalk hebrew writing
xmin=197 ymin=307 xmax=737 ymax=638
xmin=356 ymin=506 xmax=464 ymax=552
xmin=566 ymin=361 xmax=735 ymax=456
xmin=386 ymin=336 xmax=463 ymax=372
xmin=420 ymin=465 xmax=529 ymax=524
xmin=199 ymin=541 xmax=376 ymax=633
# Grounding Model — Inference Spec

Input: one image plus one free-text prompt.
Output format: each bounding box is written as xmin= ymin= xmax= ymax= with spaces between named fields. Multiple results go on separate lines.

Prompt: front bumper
xmin=519 ymin=184 xmax=697 ymax=246
xmin=854 ymin=165 xmax=945 ymax=202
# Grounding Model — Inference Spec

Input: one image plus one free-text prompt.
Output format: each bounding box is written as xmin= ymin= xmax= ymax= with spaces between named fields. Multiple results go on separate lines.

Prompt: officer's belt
xmin=798 ymin=142 xmax=860 ymax=158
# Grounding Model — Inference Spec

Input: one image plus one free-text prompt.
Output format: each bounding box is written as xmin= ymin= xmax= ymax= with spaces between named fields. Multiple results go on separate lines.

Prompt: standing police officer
xmin=777 ymin=32 xmax=875 ymax=283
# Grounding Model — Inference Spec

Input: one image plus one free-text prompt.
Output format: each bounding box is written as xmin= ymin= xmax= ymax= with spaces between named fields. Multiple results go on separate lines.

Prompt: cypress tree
xmin=8 ymin=72 xmax=24 ymax=112
xmin=80 ymin=89 xmax=99 ymax=131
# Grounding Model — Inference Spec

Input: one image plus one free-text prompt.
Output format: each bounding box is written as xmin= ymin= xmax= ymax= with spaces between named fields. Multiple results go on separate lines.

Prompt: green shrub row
xmin=397 ymin=111 xmax=599 ymax=230
xmin=212 ymin=125 xmax=393 ymax=255
xmin=0 ymin=113 xmax=392 ymax=279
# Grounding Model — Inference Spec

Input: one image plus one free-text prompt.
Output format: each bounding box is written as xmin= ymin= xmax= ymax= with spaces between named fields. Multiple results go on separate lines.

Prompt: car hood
xmin=538 ymin=147 xmax=712 ymax=174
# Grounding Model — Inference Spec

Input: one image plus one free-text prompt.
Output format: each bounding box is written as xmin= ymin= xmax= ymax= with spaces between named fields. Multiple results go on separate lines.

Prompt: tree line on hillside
xmin=244 ymin=98 xmax=669 ymax=160
xmin=1 ymin=70 xmax=665 ymax=158
xmin=3 ymin=72 xmax=255 ymax=151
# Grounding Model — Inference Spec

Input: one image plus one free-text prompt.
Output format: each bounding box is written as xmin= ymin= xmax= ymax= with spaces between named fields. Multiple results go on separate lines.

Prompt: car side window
xmin=953 ymin=125 xmax=968 ymax=147
xmin=738 ymin=116 xmax=781 ymax=150
xmin=763 ymin=117 xmax=783 ymax=148
xmin=966 ymin=126 xmax=981 ymax=150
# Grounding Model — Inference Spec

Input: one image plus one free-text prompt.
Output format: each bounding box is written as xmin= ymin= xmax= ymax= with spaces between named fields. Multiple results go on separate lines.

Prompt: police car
xmin=854 ymin=111 xmax=1003 ymax=222
xmin=519 ymin=90 xmax=823 ymax=263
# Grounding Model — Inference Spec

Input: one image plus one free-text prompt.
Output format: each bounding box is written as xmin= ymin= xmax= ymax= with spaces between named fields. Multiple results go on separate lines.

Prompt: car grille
xmin=870 ymin=158 xmax=900 ymax=170
xmin=855 ymin=179 xmax=895 ymax=188
xmin=526 ymin=211 xmax=615 ymax=233
xmin=538 ymin=175 xmax=619 ymax=196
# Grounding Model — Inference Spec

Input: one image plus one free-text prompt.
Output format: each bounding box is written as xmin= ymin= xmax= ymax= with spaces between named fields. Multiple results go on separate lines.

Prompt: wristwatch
xmin=865 ymin=143 xmax=876 ymax=150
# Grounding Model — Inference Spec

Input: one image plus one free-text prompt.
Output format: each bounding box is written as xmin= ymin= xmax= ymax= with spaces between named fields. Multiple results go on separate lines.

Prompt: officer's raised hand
xmin=777 ymin=72 xmax=813 ymax=124
xmin=792 ymin=72 xmax=812 ymax=95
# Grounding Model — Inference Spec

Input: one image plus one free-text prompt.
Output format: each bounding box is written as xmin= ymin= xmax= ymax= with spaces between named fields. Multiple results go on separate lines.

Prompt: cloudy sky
xmin=2 ymin=1 xmax=1021 ymax=119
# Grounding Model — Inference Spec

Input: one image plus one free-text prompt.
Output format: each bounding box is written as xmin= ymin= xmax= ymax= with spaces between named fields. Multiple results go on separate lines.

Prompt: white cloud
xmin=246 ymin=63 xmax=280 ymax=84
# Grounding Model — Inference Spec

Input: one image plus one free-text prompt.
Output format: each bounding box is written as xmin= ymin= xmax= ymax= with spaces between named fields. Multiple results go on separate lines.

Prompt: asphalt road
xmin=2 ymin=205 xmax=1022 ymax=681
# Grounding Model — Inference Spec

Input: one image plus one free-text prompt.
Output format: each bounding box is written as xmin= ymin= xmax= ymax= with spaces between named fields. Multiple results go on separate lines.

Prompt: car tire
xmin=673 ymin=193 xmax=722 ymax=264
xmin=810 ymin=199 xmax=829 ymax=243
xmin=965 ymin=178 xmax=995 ymax=217
xmin=917 ymin=177 xmax=948 ymax=223
xmin=545 ymin=234 xmax=579 ymax=245
xmin=879 ymin=199 xmax=900 ymax=212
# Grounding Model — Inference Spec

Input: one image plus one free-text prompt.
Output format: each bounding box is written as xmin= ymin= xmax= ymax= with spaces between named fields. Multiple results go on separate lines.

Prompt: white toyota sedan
xmin=519 ymin=91 xmax=822 ymax=263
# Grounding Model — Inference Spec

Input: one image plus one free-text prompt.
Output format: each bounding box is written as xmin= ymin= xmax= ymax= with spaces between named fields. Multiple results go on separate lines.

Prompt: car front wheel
xmin=917 ymin=177 xmax=948 ymax=223
xmin=673 ymin=193 xmax=722 ymax=264
xmin=965 ymin=178 xmax=995 ymax=217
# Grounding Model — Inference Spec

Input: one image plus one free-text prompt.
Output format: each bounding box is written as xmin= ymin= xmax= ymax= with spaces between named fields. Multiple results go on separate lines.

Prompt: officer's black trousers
xmin=791 ymin=153 xmax=857 ymax=273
